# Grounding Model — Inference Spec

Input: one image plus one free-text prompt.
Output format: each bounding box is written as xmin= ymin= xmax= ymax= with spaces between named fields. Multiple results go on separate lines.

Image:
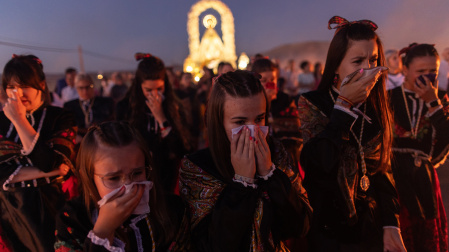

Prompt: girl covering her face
xmin=179 ymin=70 xmax=311 ymax=251
xmin=298 ymin=16 xmax=406 ymax=251
xmin=115 ymin=53 xmax=192 ymax=194
xmin=55 ymin=121 xmax=191 ymax=251
xmin=0 ymin=55 xmax=77 ymax=252
xmin=389 ymin=43 xmax=448 ymax=251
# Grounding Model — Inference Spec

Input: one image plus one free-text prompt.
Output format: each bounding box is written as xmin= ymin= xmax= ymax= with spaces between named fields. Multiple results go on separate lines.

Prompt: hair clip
xmin=328 ymin=16 xmax=378 ymax=31
xmin=135 ymin=53 xmax=152 ymax=61
xmin=32 ymin=56 xmax=42 ymax=65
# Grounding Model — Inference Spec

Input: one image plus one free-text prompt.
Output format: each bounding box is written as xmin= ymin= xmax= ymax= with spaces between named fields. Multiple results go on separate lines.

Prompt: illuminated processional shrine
xmin=184 ymin=0 xmax=245 ymax=79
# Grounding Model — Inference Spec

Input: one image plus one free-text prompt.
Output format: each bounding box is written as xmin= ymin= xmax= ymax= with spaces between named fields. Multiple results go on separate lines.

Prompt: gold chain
xmin=400 ymin=85 xmax=423 ymax=139
xmin=329 ymin=90 xmax=369 ymax=191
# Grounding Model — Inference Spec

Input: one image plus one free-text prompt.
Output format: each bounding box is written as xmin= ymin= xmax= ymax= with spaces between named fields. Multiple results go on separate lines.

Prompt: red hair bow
xmin=135 ymin=53 xmax=152 ymax=61
xmin=328 ymin=16 xmax=378 ymax=31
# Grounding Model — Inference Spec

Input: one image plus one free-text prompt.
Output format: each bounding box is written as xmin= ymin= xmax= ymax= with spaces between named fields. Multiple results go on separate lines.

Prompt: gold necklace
xmin=329 ymin=90 xmax=370 ymax=191
xmin=400 ymin=85 xmax=423 ymax=139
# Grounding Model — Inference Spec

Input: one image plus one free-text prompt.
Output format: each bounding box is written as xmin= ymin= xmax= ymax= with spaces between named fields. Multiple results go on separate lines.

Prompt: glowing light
xmin=238 ymin=52 xmax=250 ymax=70
xmin=184 ymin=0 xmax=237 ymax=76
xmin=186 ymin=66 xmax=193 ymax=72
xmin=194 ymin=76 xmax=200 ymax=82
xmin=203 ymin=14 xmax=217 ymax=28
xmin=97 ymin=74 xmax=104 ymax=80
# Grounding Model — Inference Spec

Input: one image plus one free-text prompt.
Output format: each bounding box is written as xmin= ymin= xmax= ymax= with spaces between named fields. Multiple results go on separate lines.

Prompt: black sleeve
xmin=55 ymin=200 xmax=126 ymax=252
xmin=370 ymin=171 xmax=400 ymax=227
xmin=259 ymin=169 xmax=311 ymax=240
xmin=192 ymin=182 xmax=259 ymax=252
xmin=28 ymin=109 xmax=76 ymax=172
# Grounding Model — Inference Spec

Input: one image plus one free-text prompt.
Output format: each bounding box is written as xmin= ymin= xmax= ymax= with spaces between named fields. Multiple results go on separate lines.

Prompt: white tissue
xmin=341 ymin=66 xmax=388 ymax=87
xmin=231 ymin=125 xmax=269 ymax=140
xmin=97 ymin=181 xmax=153 ymax=215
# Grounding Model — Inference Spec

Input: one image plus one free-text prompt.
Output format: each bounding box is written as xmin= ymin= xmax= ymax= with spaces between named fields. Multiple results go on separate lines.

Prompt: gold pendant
xmin=360 ymin=175 xmax=370 ymax=191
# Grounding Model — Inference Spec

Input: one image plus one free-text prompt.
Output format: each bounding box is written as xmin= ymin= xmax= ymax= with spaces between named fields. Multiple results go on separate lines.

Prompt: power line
xmin=0 ymin=40 xmax=75 ymax=52
xmin=0 ymin=40 xmax=133 ymax=63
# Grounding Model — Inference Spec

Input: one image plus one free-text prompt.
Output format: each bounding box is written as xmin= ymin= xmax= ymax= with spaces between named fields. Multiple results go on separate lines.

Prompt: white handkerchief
xmin=341 ymin=66 xmax=388 ymax=87
xmin=231 ymin=125 xmax=269 ymax=139
xmin=97 ymin=181 xmax=154 ymax=215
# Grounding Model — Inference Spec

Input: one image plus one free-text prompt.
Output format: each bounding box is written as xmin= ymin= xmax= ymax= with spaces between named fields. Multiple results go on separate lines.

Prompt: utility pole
xmin=78 ymin=45 xmax=85 ymax=73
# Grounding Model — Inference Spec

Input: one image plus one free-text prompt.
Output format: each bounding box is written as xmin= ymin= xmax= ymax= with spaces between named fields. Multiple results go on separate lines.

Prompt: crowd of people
xmin=0 ymin=15 xmax=448 ymax=252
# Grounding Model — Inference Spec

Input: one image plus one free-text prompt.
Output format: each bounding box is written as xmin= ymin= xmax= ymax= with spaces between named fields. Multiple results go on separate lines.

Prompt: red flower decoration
xmin=61 ymin=132 xmax=68 ymax=138
xmin=67 ymin=227 xmax=72 ymax=234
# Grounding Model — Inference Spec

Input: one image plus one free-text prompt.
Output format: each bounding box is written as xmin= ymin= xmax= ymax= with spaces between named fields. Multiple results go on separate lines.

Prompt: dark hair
xmin=180 ymin=72 xmax=192 ymax=81
xmin=217 ymin=62 xmax=232 ymax=72
xmin=1 ymin=54 xmax=50 ymax=105
xmin=77 ymin=121 xmax=177 ymax=244
xmin=318 ymin=22 xmax=392 ymax=173
xmin=251 ymin=58 xmax=277 ymax=74
xmin=300 ymin=60 xmax=310 ymax=70
xmin=65 ymin=67 xmax=77 ymax=75
xmin=401 ymin=43 xmax=439 ymax=67
xmin=125 ymin=54 xmax=191 ymax=150
xmin=206 ymin=70 xmax=269 ymax=180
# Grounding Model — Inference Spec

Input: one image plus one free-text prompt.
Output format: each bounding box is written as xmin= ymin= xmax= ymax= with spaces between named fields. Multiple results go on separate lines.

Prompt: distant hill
xmin=262 ymin=40 xmax=330 ymax=69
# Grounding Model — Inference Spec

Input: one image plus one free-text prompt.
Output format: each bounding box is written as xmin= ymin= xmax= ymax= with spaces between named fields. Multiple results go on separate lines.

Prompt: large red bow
xmin=328 ymin=16 xmax=378 ymax=31
xmin=135 ymin=53 xmax=152 ymax=61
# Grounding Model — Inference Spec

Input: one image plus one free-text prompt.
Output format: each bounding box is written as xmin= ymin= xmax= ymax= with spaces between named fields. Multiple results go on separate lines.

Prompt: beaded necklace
xmin=401 ymin=85 xmax=423 ymax=139
xmin=329 ymin=90 xmax=370 ymax=191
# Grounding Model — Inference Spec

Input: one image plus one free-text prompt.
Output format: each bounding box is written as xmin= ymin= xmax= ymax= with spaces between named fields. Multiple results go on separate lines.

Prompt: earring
xmin=333 ymin=75 xmax=338 ymax=85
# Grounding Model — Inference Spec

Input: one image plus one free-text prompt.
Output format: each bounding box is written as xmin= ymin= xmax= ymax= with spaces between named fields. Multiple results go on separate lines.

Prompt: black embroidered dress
xmin=0 ymin=105 xmax=76 ymax=252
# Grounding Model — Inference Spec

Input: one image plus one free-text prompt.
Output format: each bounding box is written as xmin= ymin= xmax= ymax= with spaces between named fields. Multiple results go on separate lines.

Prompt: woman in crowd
xmin=179 ymin=70 xmax=312 ymax=251
xmin=116 ymin=53 xmax=191 ymax=193
xmin=389 ymin=43 xmax=448 ymax=252
xmin=54 ymin=121 xmax=190 ymax=251
xmin=0 ymin=54 xmax=77 ymax=251
xmin=298 ymin=16 xmax=406 ymax=251
xmin=297 ymin=60 xmax=315 ymax=95
xmin=385 ymin=49 xmax=405 ymax=90
xmin=313 ymin=62 xmax=323 ymax=90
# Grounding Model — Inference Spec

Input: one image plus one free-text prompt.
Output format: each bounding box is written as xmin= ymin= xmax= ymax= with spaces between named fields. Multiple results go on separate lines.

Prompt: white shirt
xmin=61 ymin=86 xmax=79 ymax=103
xmin=386 ymin=73 xmax=404 ymax=90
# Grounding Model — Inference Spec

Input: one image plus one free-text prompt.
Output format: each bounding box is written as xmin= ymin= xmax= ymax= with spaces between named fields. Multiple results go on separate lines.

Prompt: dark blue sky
xmin=0 ymin=0 xmax=447 ymax=73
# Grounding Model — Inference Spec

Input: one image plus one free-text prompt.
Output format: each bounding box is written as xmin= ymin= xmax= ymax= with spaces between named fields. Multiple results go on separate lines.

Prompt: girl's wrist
xmin=11 ymin=115 xmax=28 ymax=126
xmin=155 ymin=115 xmax=167 ymax=126
xmin=92 ymin=226 xmax=114 ymax=242
xmin=257 ymin=163 xmax=276 ymax=179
